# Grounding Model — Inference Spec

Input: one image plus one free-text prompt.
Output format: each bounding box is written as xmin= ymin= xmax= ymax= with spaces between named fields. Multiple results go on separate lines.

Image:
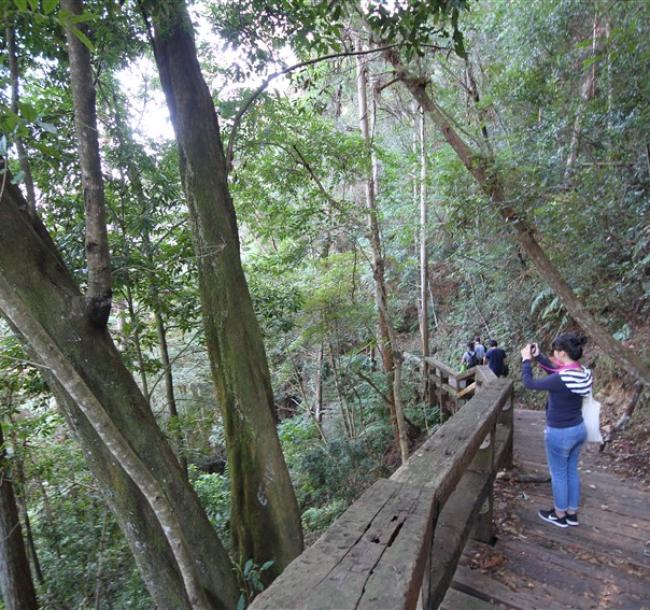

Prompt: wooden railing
xmin=420 ymin=355 xmax=489 ymax=416
xmin=251 ymin=372 xmax=514 ymax=610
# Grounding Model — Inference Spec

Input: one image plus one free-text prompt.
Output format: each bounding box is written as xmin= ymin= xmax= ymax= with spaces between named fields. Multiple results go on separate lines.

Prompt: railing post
xmin=498 ymin=386 xmax=514 ymax=470
xmin=419 ymin=497 xmax=440 ymax=610
xmin=471 ymin=424 xmax=496 ymax=544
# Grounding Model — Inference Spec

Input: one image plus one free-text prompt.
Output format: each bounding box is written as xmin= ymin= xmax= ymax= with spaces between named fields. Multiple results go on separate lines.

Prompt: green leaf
xmin=13 ymin=0 xmax=27 ymax=11
xmin=260 ymin=560 xmax=274 ymax=571
xmin=33 ymin=142 xmax=61 ymax=158
xmin=236 ymin=594 xmax=246 ymax=610
xmin=71 ymin=26 xmax=95 ymax=52
xmin=69 ymin=12 xmax=95 ymax=24
xmin=36 ymin=120 xmax=57 ymax=135
xmin=43 ymin=0 xmax=59 ymax=14
xmin=19 ymin=102 xmax=38 ymax=123
xmin=453 ymin=28 xmax=466 ymax=59
xmin=1 ymin=111 xmax=20 ymax=133
xmin=243 ymin=558 xmax=253 ymax=577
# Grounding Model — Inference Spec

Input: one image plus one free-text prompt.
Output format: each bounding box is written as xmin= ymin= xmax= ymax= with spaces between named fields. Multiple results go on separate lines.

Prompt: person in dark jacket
xmin=521 ymin=333 xmax=592 ymax=528
xmin=484 ymin=339 xmax=507 ymax=377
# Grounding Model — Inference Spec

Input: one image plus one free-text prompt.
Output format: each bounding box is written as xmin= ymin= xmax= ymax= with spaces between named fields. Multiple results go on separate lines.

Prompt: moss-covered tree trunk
xmin=0 ymin=180 xmax=239 ymax=610
xmin=145 ymin=0 xmax=303 ymax=574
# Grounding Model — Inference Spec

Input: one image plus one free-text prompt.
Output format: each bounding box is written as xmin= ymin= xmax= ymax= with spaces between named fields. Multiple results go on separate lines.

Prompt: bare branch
xmin=226 ymin=44 xmax=404 ymax=170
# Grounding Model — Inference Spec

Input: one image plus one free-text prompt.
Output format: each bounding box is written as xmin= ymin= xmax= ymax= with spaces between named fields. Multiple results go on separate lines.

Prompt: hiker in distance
xmin=474 ymin=336 xmax=486 ymax=363
xmin=520 ymin=333 xmax=593 ymax=528
xmin=484 ymin=339 xmax=508 ymax=377
xmin=460 ymin=341 xmax=480 ymax=370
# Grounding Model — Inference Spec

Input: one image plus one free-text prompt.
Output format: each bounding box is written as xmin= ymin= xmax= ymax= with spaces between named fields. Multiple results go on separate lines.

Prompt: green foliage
xmin=234 ymin=558 xmax=275 ymax=609
xmin=301 ymin=498 xmax=348 ymax=531
xmin=190 ymin=466 xmax=232 ymax=547
xmin=2 ymin=388 xmax=151 ymax=609
xmin=279 ymin=413 xmax=392 ymax=529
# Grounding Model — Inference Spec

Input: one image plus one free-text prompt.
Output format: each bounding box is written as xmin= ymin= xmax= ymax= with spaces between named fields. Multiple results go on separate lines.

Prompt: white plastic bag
xmin=582 ymin=393 xmax=603 ymax=443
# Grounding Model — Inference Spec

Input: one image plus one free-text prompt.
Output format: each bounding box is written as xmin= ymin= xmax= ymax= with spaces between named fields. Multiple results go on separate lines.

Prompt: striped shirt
xmin=521 ymin=355 xmax=593 ymax=428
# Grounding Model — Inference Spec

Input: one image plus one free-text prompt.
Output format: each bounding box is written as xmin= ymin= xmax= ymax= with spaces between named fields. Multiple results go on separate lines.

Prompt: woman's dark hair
xmin=489 ymin=339 xmax=498 ymax=347
xmin=551 ymin=333 xmax=587 ymax=361
xmin=467 ymin=341 xmax=475 ymax=351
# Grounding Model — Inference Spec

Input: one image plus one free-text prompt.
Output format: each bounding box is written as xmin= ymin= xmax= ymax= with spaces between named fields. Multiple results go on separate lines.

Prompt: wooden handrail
xmin=251 ymin=377 xmax=514 ymax=610
xmin=406 ymin=352 xmax=500 ymax=416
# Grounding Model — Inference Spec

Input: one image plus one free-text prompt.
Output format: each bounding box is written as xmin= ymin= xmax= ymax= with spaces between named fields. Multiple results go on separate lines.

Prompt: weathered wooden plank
xmin=423 ymin=356 xmax=458 ymax=378
xmin=516 ymin=487 xmax=650 ymax=542
xmin=252 ymin=379 xmax=514 ymax=610
xmin=499 ymin=537 xmax=650 ymax=603
xmin=392 ymin=381 xmax=512 ymax=502
xmin=457 ymin=381 xmax=477 ymax=399
xmin=304 ymin=483 xmax=437 ymax=610
xmin=514 ymin=458 xmax=650 ymax=517
xmin=462 ymin=536 xmax=649 ymax=610
xmin=452 ymin=563 xmax=570 ymax=610
xmin=475 ymin=366 xmax=498 ymax=385
xmin=250 ymin=479 xmax=401 ymax=609
xmin=421 ymin=427 xmax=510 ymax=610
xmin=353 ymin=488 xmax=439 ymax=610
xmin=440 ymin=587 xmax=498 ymax=610
xmin=512 ymin=501 xmax=650 ymax=570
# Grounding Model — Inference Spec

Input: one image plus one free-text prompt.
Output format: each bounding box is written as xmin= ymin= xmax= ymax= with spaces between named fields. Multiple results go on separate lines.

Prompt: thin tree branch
xmin=226 ymin=44 xmax=404 ymax=170
xmin=353 ymin=370 xmax=391 ymax=406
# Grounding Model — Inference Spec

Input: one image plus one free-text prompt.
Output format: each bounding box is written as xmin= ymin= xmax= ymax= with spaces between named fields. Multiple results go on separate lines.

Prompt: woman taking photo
xmin=520 ymin=333 xmax=593 ymax=528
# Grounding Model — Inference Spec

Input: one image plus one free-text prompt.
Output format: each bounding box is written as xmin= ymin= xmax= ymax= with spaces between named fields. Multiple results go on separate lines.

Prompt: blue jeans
xmin=544 ymin=422 xmax=587 ymax=512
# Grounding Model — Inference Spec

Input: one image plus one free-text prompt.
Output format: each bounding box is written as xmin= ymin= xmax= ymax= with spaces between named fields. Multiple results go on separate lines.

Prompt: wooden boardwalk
xmin=441 ymin=409 xmax=650 ymax=610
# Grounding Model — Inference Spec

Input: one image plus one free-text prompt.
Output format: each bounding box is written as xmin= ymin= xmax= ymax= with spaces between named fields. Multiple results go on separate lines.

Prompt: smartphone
xmin=531 ymin=343 xmax=539 ymax=356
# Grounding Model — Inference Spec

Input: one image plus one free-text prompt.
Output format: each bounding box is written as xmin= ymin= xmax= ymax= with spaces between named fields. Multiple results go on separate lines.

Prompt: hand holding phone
xmin=531 ymin=343 xmax=539 ymax=357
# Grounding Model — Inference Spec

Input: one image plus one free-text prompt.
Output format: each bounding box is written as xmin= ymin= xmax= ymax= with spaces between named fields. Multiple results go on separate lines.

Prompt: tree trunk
xmin=418 ymin=107 xmax=432 ymax=406
xmin=385 ymin=49 xmax=650 ymax=387
xmin=5 ymin=20 xmax=36 ymax=217
xmin=0 ymin=423 xmax=38 ymax=610
xmin=327 ymin=344 xmax=354 ymax=439
xmin=564 ymin=13 xmax=600 ymax=181
xmin=145 ymin=0 xmax=303 ymax=574
xmin=61 ymin=0 xmax=112 ymax=327
xmin=4 ymin=415 xmax=45 ymax=586
xmin=0 ymin=179 xmax=239 ymax=610
xmin=124 ymin=284 xmax=150 ymax=399
xmin=154 ymin=312 xmax=189 ymax=477
xmin=355 ymin=37 xmax=409 ymax=463
xmin=315 ymin=343 xmax=325 ymax=423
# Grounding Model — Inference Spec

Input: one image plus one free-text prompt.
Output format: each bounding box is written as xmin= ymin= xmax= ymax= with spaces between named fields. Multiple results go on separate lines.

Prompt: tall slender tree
xmin=0 ymin=421 xmax=38 ymax=610
xmin=5 ymin=16 xmax=36 ymax=217
xmin=142 ymin=0 xmax=304 ymax=574
xmin=61 ymin=0 xmax=112 ymax=327
xmin=354 ymin=35 xmax=409 ymax=463
xmin=417 ymin=106 xmax=432 ymax=406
